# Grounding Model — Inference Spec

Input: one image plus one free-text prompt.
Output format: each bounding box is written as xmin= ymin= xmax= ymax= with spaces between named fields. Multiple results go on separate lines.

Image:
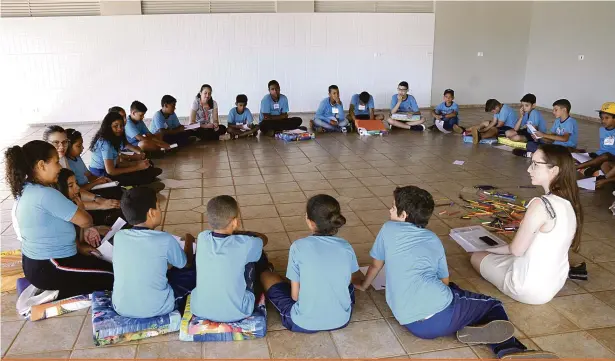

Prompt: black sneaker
xmin=569 ymin=262 xmax=588 ymax=281
xmin=512 ymin=148 xmax=530 ymax=158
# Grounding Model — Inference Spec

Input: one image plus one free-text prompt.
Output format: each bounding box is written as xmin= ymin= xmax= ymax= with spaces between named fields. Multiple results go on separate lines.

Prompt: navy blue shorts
xmin=517 ymin=128 xmax=534 ymax=141
xmin=497 ymin=126 xmax=513 ymax=136
xmin=266 ymin=282 xmax=355 ymax=333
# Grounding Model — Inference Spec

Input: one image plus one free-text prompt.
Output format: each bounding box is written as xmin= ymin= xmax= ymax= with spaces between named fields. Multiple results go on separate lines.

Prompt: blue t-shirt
xmin=228 ymin=107 xmax=254 ymax=126
xmin=597 ymin=127 xmax=615 ymax=156
xmin=521 ymin=109 xmax=547 ymax=133
xmin=112 ymin=228 xmax=187 ymax=318
xmin=496 ymin=104 xmax=518 ymax=128
xmin=435 ymin=101 xmax=459 ymax=118
xmin=370 ymin=221 xmax=453 ymax=325
xmin=14 ymin=183 xmax=78 ymax=260
xmin=124 ymin=116 xmax=150 ymax=146
xmin=315 ymin=97 xmax=345 ymax=123
xmin=67 ymin=156 xmax=89 ymax=186
xmin=150 ymin=110 xmax=182 ymax=134
xmin=259 ymin=94 xmax=290 ymax=122
xmin=287 ymin=235 xmax=359 ymax=331
xmin=550 ymin=117 xmax=578 ymax=148
xmin=350 ymin=94 xmax=375 ymax=116
xmin=390 ymin=94 xmax=419 ymax=113
xmin=89 ymin=139 xmax=120 ymax=171
xmin=191 ymin=231 xmax=263 ymax=322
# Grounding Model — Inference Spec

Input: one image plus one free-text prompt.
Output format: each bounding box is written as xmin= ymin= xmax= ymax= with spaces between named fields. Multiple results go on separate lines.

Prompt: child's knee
xmin=375 ymin=114 xmax=385 ymax=120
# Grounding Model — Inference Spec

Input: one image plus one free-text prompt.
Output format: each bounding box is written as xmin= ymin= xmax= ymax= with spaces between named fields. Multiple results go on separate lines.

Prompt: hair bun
xmin=331 ymin=213 xmax=346 ymax=227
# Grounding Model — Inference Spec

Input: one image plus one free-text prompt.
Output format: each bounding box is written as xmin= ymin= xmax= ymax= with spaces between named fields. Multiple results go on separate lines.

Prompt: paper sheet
xmin=174 ymin=235 xmax=197 ymax=254
xmin=453 ymin=160 xmax=465 ymax=165
xmin=120 ymin=151 xmax=135 ymax=156
xmin=435 ymin=120 xmax=452 ymax=134
xmin=359 ymin=266 xmax=386 ymax=291
xmin=96 ymin=241 xmax=114 ymax=263
xmin=577 ymin=177 xmax=596 ymax=191
xmin=91 ymin=181 xmax=120 ymax=191
xmin=184 ymin=123 xmax=200 ymax=130
xmin=100 ymin=218 xmax=126 ymax=245
xmin=572 ymin=153 xmax=592 ymax=164
xmin=526 ymin=124 xmax=541 ymax=139
xmin=95 ymin=218 xmax=127 ymax=262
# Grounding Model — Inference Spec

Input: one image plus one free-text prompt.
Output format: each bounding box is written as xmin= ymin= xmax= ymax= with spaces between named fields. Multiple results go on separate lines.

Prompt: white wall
xmin=431 ymin=1 xmax=531 ymax=106
xmin=0 ymin=13 xmax=435 ymax=124
xmin=523 ymin=1 xmax=615 ymax=118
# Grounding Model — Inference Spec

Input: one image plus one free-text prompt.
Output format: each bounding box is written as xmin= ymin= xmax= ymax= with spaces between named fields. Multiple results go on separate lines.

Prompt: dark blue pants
xmin=162 ymin=131 xmax=191 ymax=147
xmin=441 ymin=117 xmax=459 ymax=131
xmin=526 ymin=140 xmax=542 ymax=153
xmin=167 ymin=267 xmax=196 ymax=314
xmin=404 ymin=283 xmax=525 ymax=358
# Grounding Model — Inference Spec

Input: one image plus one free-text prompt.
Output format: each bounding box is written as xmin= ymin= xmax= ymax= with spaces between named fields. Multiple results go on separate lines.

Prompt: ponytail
xmin=4 ymin=140 xmax=56 ymax=199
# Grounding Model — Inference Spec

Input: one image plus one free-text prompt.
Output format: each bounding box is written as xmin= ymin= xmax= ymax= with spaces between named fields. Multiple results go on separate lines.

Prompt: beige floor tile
xmin=338 ymin=225 xmax=376 ymax=244
xmin=259 ymin=166 xmax=290 ymax=175
xmin=232 ymin=175 xmax=264 ymax=185
xmin=588 ymin=327 xmax=615 ymax=354
xmin=266 ymin=303 xmax=286 ymax=331
xmin=550 ymin=294 xmax=615 ymax=329
xmin=330 ymin=319 xmax=405 ymax=358
xmin=267 ymin=330 xmax=339 ymax=358
xmin=275 ymin=202 xmax=306 ymax=217
xmin=1 ymin=320 xmax=24 ymax=356
xmin=263 ymin=173 xmax=295 ymax=183
xmin=164 ymin=210 xmax=202 ymax=225
xmin=578 ymin=241 xmax=615 ymax=263
xmin=1 ymin=293 xmax=22 ymax=322
xmin=365 ymin=289 xmax=392 ymax=317
xmin=347 ymin=197 xmax=387 ymax=211
xmin=593 ymin=290 xmax=615 ymax=308
xmin=387 ymin=317 xmax=465 ymax=354
xmin=328 ymin=177 xmax=364 ymax=188
xmin=280 ymin=216 xmax=309 ymax=232
xmin=231 ymin=167 xmax=262 ymax=177
xmin=555 ymin=279 xmax=587 ymax=297
xmin=350 ymin=168 xmax=383 ymax=178
xmin=354 ymin=209 xmax=390 ymax=225
xmin=166 ymin=198 xmax=203 ymax=212
xmin=583 ymin=221 xmax=615 ymax=239
xmin=202 ymin=177 xmax=234 ymax=187
xmin=271 ymin=191 xmax=307 ymax=204
xmin=469 ymin=338 xmax=540 ymax=359
xmin=263 ymin=232 xmax=291 ymax=251
xmin=7 ymin=316 xmax=83 ymax=355
xmin=201 ymin=185 xmax=235 ymax=197
xmin=466 ymin=278 xmax=514 ymax=303
xmin=350 ymin=288 xmax=382 ymax=322
xmin=234 ymin=183 xmax=268 ymax=195
xmin=7 ymin=350 xmax=71 ymax=359
xmin=236 ymin=193 xmax=274 ymax=206
xmin=136 ymin=340 xmax=202 ymax=358
xmin=335 ymin=186 xmax=373 ymax=199
xmin=343 ymin=161 xmax=375 ymax=170
xmin=358 ymin=176 xmax=394 ymax=187
xmin=267 ymin=250 xmax=290 ymax=271
xmin=410 ymin=347 xmax=477 ymax=359
xmin=532 ymin=331 xmax=615 ymax=358
xmin=316 ymin=163 xmax=346 ymax=171
xmin=320 ymin=170 xmax=354 ymax=180
xmin=287 ymin=230 xmax=312 ymax=242
xmin=71 ymin=345 xmax=137 ymax=358
xmin=573 ymin=262 xmax=615 ymax=292
xmin=291 ymin=172 xmax=325 ymax=181
xmin=599 ymin=261 xmax=615 ymax=274
xmin=242 ymin=217 xmax=285 ymax=233
xmin=202 ymin=338 xmax=270 ymax=358
xmin=162 ymin=222 xmax=204 ymax=236
xmin=505 ymin=303 xmax=578 ymax=337
xmin=298 ymin=180 xmax=333 ymax=191
xmin=239 ymin=204 xmax=278 ymax=219
xmin=426 ymin=218 xmax=451 ymax=236
xmin=266 ymin=181 xmax=301 ymax=193
xmin=161 ymin=178 xmax=201 ymax=189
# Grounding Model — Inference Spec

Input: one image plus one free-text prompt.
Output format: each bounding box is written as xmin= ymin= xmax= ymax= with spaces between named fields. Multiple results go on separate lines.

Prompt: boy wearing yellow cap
xmin=577 ymin=102 xmax=615 ymax=189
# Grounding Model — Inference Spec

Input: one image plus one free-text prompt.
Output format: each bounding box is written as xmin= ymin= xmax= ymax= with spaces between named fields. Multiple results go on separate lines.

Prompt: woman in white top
xmin=189 ymin=84 xmax=228 ymax=141
xmin=471 ymin=144 xmax=583 ymax=305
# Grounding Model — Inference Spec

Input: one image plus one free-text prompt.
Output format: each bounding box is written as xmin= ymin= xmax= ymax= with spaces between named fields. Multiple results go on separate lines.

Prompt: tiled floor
xmin=2 ymin=108 xmax=615 ymax=358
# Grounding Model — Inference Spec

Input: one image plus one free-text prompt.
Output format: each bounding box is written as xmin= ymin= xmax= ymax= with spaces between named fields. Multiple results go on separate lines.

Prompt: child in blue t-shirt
xmin=467 ymin=99 xmax=518 ymax=144
xmin=191 ymin=195 xmax=270 ymax=322
xmin=260 ymin=194 xmax=359 ymax=333
xmin=259 ymin=80 xmax=304 ymax=136
xmin=149 ymin=95 xmax=194 ymax=148
xmin=347 ymin=91 xmax=384 ymax=127
xmin=112 ymin=187 xmax=195 ymax=318
xmin=356 ymin=186 xmax=553 ymax=359
xmin=312 ymin=85 xmax=350 ymax=133
xmin=431 ymin=89 xmax=462 ymax=134
xmin=227 ymin=94 xmax=259 ymax=139
xmin=124 ymin=101 xmax=171 ymax=153
xmin=514 ymin=99 xmax=579 ymax=158
xmin=387 ymin=81 xmax=426 ymax=131
xmin=505 ymin=93 xmax=547 ymax=143
xmin=577 ymin=102 xmax=615 ymax=189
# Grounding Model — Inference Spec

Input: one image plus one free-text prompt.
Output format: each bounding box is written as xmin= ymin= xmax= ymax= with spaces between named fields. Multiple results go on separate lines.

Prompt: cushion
xmin=497 ymin=137 xmax=527 ymax=150
xmin=462 ymin=136 xmax=497 ymax=145
xmin=275 ymin=130 xmax=315 ymax=142
xmin=91 ymin=291 xmax=181 ymax=346
xmin=356 ymin=119 xmax=388 ymax=136
xmin=179 ymin=293 xmax=267 ymax=342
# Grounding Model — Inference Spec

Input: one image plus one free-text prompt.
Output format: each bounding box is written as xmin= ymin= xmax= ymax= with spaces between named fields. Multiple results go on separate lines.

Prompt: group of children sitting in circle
xmin=5 ymin=78 xmax=612 ymax=359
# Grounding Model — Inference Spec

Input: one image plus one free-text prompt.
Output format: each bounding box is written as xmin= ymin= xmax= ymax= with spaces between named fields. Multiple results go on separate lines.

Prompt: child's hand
xmin=533 ymin=131 xmax=544 ymax=139
xmin=84 ymin=227 xmax=102 ymax=248
xmin=74 ymin=195 xmax=86 ymax=210
xmin=330 ymin=119 xmax=338 ymax=126
xmin=596 ymin=179 xmax=607 ymax=189
xmin=99 ymin=198 xmax=120 ymax=209
xmin=397 ymin=94 xmax=403 ymax=103
xmin=519 ymin=107 xmax=525 ymax=116
xmin=353 ymin=280 xmax=367 ymax=291
xmin=137 ymin=160 xmax=150 ymax=171
xmin=77 ymin=242 xmax=101 ymax=257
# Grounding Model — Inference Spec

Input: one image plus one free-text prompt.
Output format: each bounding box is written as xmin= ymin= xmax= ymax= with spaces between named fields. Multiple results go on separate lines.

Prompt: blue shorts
xmin=266 ymin=282 xmax=355 ymax=333
xmin=497 ymin=126 xmax=513 ymax=136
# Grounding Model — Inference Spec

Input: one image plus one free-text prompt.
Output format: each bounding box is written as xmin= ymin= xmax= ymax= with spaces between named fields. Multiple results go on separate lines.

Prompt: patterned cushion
xmin=497 ymin=137 xmax=528 ymax=150
xmin=462 ymin=136 xmax=497 ymax=144
xmin=91 ymin=291 xmax=181 ymax=346
xmin=179 ymin=294 xmax=267 ymax=342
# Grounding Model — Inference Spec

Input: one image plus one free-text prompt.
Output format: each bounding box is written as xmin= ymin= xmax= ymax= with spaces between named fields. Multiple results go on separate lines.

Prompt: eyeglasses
xmin=530 ymin=160 xmax=549 ymax=170
xmin=49 ymin=140 xmax=69 ymax=147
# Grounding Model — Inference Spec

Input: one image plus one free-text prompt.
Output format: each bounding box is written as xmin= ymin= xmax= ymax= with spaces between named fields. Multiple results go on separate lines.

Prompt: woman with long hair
xmin=188 ymin=84 xmax=229 ymax=141
xmin=6 ymin=140 xmax=113 ymax=299
xmin=89 ymin=111 xmax=163 ymax=187
xmin=471 ymin=144 xmax=583 ymax=304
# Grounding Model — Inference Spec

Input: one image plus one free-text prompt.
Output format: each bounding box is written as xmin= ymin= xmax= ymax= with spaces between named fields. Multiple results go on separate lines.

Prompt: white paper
xmin=100 ymin=218 xmax=126 ymax=245
xmin=572 ymin=153 xmax=592 ymax=164
xmin=91 ymin=181 xmax=120 ymax=191
xmin=358 ymin=105 xmax=366 ymax=111
xmin=96 ymin=241 xmax=114 ymax=262
xmin=435 ymin=120 xmax=451 ymax=134
xmin=526 ymin=123 xmax=540 ymax=139
xmin=184 ymin=123 xmax=200 ymax=130
xmin=170 ymin=143 xmax=178 ymax=149
xmin=453 ymin=160 xmax=465 ymax=165
xmin=577 ymin=177 xmax=596 ymax=191
xmin=449 ymin=226 xmax=508 ymax=252
xmin=359 ymin=266 xmax=386 ymax=291
xmin=120 ymin=151 xmax=135 ymax=156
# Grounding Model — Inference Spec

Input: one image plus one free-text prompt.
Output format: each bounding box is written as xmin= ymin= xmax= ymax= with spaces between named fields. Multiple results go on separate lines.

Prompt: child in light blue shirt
xmin=387 ymin=81 xmax=426 ymax=131
xmin=505 ymin=93 xmax=547 ymax=143
xmin=356 ymin=186 xmax=549 ymax=359
xmin=191 ymin=196 xmax=269 ymax=322
xmin=112 ymin=187 xmax=195 ymax=318
xmin=432 ymin=89 xmax=462 ymax=133
xmin=258 ymin=80 xmax=304 ymax=135
xmin=313 ymin=85 xmax=349 ymax=133
xmin=227 ymin=94 xmax=259 ymax=139
xmin=577 ymin=102 xmax=615 ymax=189
xmin=124 ymin=101 xmax=171 ymax=152
xmin=468 ymin=100 xmax=518 ymax=143
xmin=261 ymin=194 xmax=359 ymax=333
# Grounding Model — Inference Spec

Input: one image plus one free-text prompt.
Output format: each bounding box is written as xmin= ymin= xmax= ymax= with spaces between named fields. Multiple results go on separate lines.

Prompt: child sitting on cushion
xmin=577 ymin=102 xmax=615 ymax=189
xmin=504 ymin=93 xmax=547 ymax=143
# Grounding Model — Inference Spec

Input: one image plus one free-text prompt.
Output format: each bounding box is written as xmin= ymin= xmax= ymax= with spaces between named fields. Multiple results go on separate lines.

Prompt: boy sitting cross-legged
xmin=227 ymin=94 xmax=259 ymax=139
xmin=355 ymin=186 xmax=556 ymax=359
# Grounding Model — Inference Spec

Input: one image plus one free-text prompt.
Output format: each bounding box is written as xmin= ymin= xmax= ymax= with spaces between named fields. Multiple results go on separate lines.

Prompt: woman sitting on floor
xmin=470 ymin=144 xmax=583 ymax=305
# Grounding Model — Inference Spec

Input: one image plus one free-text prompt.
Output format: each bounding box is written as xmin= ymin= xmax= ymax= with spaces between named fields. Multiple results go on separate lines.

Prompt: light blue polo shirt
xmin=315 ymin=97 xmax=345 ymax=123
xmin=124 ymin=116 xmax=151 ymax=146
xmin=435 ymin=102 xmax=459 ymax=118
xmin=370 ymin=221 xmax=452 ymax=325
xmin=259 ymin=94 xmax=289 ymax=122
xmin=350 ymin=94 xmax=375 ymax=116
xmin=191 ymin=231 xmax=263 ymax=322
xmin=597 ymin=127 xmax=615 ymax=156
xmin=496 ymin=104 xmax=518 ymax=128
xmin=89 ymin=139 xmax=119 ymax=171
xmin=521 ymin=109 xmax=547 ymax=133
xmin=150 ymin=110 xmax=182 ymax=134
xmin=550 ymin=117 xmax=578 ymax=148
xmin=112 ymin=228 xmax=187 ymax=318
xmin=287 ymin=235 xmax=359 ymax=331
xmin=67 ymin=155 xmax=89 ymax=186
xmin=228 ymin=107 xmax=254 ymax=126
xmin=14 ymin=183 xmax=78 ymax=260
xmin=390 ymin=94 xmax=419 ymax=113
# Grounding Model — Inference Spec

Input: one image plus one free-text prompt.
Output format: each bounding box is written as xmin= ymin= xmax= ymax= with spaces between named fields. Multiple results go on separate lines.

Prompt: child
xmin=387 ymin=81 xmax=425 ymax=131
xmin=356 ymin=186 xmax=553 ymax=359
xmin=89 ymin=111 xmax=163 ymax=188
xmin=468 ymin=99 xmax=518 ymax=144
xmin=312 ymin=85 xmax=350 ymax=133
xmin=348 ymin=91 xmax=384 ymax=126
xmin=259 ymin=80 xmax=304 ymax=136
xmin=227 ymin=94 xmax=259 ymax=139
xmin=260 ymin=194 xmax=359 ymax=333
xmin=112 ymin=187 xmax=195 ymax=318
xmin=108 ymin=106 xmax=127 ymax=123
xmin=513 ymin=99 xmax=578 ymax=158
xmin=432 ymin=89 xmax=462 ymax=133
xmin=577 ymin=102 xmax=615 ymax=189
xmin=124 ymin=101 xmax=171 ymax=153
xmin=191 ymin=195 xmax=269 ymax=322
xmin=504 ymin=93 xmax=547 ymax=142
xmin=149 ymin=95 xmax=192 ymax=147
